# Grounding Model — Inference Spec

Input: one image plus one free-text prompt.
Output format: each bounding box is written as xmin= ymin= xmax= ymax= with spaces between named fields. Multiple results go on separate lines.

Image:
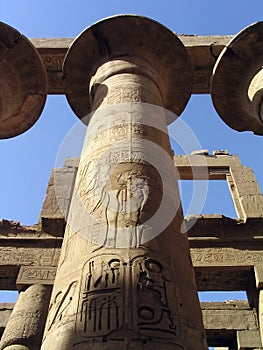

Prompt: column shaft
xmin=41 ymin=58 xmax=207 ymax=349
xmin=0 ymin=284 xmax=52 ymax=350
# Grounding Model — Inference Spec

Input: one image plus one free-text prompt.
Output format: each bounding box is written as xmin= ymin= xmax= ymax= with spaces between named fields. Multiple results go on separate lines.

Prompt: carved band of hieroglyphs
xmin=77 ymin=254 xmax=124 ymax=337
xmin=191 ymin=247 xmax=263 ymax=266
xmin=132 ymin=256 xmax=180 ymax=340
xmin=41 ymin=54 xmax=64 ymax=72
xmin=76 ymin=254 xmax=180 ymax=341
xmin=17 ymin=266 xmax=57 ymax=285
xmin=0 ymin=248 xmax=60 ymax=266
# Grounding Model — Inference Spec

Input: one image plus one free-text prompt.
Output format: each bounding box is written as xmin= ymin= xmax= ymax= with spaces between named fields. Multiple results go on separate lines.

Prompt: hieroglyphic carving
xmin=131 ymin=256 xmax=180 ymax=340
xmin=41 ymin=54 xmax=64 ymax=72
xmin=103 ymin=87 xmax=142 ymax=105
xmin=240 ymin=194 xmax=263 ymax=214
xmin=202 ymin=309 xmax=258 ymax=330
xmin=191 ymin=247 xmax=263 ymax=266
xmin=230 ymin=166 xmax=263 ymax=218
xmin=77 ymin=255 xmax=124 ymax=337
xmin=76 ymin=254 xmax=180 ymax=341
xmin=17 ymin=266 xmax=57 ymax=286
xmin=0 ymin=247 xmax=60 ymax=266
xmin=46 ymin=281 xmax=78 ymax=331
xmin=110 ymin=150 xmax=140 ymax=164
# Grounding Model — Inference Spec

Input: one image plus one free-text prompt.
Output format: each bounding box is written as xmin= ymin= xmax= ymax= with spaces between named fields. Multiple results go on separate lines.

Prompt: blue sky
xmin=0 ymin=0 xmax=262 ymax=335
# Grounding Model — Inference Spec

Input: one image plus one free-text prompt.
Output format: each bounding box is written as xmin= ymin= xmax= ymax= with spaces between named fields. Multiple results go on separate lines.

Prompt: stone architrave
xmin=0 ymin=284 xmax=52 ymax=350
xmin=41 ymin=16 xmax=207 ymax=350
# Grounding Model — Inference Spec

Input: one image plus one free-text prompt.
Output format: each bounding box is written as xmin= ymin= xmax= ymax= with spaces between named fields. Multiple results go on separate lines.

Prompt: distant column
xmin=0 ymin=284 xmax=52 ymax=350
xmin=41 ymin=15 xmax=207 ymax=350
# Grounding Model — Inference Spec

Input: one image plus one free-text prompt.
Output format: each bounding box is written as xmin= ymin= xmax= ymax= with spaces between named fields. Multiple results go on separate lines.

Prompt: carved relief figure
xmin=117 ymin=170 xmax=149 ymax=247
xmin=79 ymin=163 xmax=149 ymax=248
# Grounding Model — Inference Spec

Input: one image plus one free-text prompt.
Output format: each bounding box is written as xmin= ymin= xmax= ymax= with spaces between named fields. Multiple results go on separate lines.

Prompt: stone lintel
xmin=201 ymin=302 xmax=258 ymax=331
xmin=29 ymin=35 xmax=232 ymax=95
xmin=173 ymin=153 xmax=241 ymax=180
xmin=0 ymin=301 xmax=259 ymax=347
xmin=201 ymin=300 xmax=250 ymax=310
xmin=187 ymin=215 xmax=263 ymax=239
xmin=195 ymin=266 xmax=252 ymax=291
xmin=0 ymin=232 xmax=262 ymax=291
xmin=0 ymin=234 xmax=61 ymax=289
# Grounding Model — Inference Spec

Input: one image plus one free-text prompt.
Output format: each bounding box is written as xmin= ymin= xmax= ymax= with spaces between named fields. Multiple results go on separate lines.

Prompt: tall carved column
xmin=41 ymin=16 xmax=207 ymax=349
xmin=0 ymin=284 xmax=52 ymax=350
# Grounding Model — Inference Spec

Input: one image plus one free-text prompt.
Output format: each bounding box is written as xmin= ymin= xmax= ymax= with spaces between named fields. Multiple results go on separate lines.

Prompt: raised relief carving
xmin=132 ymin=256 xmax=179 ymax=340
xmin=76 ymin=159 xmax=150 ymax=248
xmin=77 ymin=255 xmax=124 ymax=337
xmin=116 ymin=170 xmax=149 ymax=247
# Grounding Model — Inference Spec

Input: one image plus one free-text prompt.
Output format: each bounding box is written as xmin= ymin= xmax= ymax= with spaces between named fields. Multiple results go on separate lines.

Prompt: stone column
xmin=41 ymin=16 xmax=207 ymax=350
xmin=255 ymin=264 xmax=263 ymax=346
xmin=0 ymin=284 xmax=52 ymax=350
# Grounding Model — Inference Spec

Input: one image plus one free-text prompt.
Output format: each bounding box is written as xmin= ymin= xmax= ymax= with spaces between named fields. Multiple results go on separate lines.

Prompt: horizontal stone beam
xmin=30 ymin=35 xmax=232 ymax=95
xmin=1 ymin=214 xmax=263 ymax=291
xmin=201 ymin=301 xmax=258 ymax=331
xmin=173 ymin=153 xmax=241 ymax=180
xmin=1 ymin=301 xmax=261 ymax=348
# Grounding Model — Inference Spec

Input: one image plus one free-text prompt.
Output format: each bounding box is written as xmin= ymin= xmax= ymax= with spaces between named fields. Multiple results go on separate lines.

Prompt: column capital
xmin=63 ymin=15 xmax=193 ymax=122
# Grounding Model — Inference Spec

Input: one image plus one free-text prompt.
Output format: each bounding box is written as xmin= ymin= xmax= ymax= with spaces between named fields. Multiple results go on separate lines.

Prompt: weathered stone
xmin=258 ymin=290 xmax=263 ymax=347
xmin=211 ymin=22 xmax=263 ymax=135
xmin=2 ymin=346 xmax=29 ymax=350
xmin=0 ymin=22 xmax=47 ymax=139
xmin=0 ymin=304 xmax=14 ymax=339
xmin=201 ymin=302 xmax=258 ymax=330
xmin=255 ymin=264 xmax=263 ymax=289
xmin=0 ymin=285 xmax=52 ymax=350
xmin=0 ymin=16 xmax=263 ymax=350
xmin=40 ymin=159 xmax=78 ymax=236
xmin=16 ymin=266 xmax=57 ymax=290
xmin=29 ymin=35 xmax=233 ymax=95
xmin=236 ymin=330 xmax=262 ymax=349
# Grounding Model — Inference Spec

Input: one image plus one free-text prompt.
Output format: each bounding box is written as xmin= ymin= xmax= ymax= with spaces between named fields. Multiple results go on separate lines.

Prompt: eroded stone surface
xmin=0 ymin=285 xmax=51 ymax=350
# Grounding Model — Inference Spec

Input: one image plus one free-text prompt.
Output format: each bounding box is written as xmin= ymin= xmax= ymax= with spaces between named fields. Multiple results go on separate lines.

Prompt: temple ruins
xmin=0 ymin=16 xmax=262 ymax=350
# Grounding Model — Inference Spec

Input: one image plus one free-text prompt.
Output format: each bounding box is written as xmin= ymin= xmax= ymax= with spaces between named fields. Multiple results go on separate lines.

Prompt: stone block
xmin=16 ymin=266 xmax=57 ymax=290
xmin=237 ymin=330 xmax=262 ymax=349
xmin=255 ymin=264 xmax=263 ymax=289
xmin=40 ymin=165 xmax=77 ymax=236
